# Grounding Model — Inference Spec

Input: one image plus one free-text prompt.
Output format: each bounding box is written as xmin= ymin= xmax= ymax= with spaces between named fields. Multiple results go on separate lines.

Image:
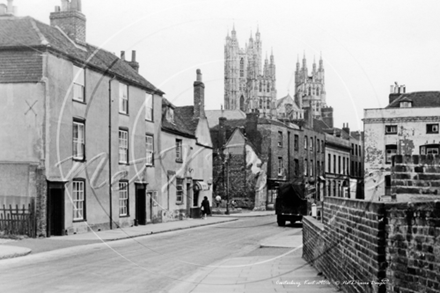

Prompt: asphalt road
xmin=0 ymin=216 xmax=299 ymax=293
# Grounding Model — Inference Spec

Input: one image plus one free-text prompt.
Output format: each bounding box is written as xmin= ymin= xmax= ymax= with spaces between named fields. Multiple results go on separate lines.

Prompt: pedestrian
xmin=201 ymin=196 xmax=211 ymax=219
xmin=215 ymin=195 xmax=221 ymax=208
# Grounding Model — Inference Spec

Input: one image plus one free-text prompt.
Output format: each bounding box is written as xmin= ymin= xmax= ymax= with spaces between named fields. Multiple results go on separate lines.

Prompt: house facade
xmin=0 ymin=1 xmax=165 ymax=236
xmin=160 ymin=70 xmax=213 ymax=221
xmin=363 ymin=84 xmax=440 ymax=201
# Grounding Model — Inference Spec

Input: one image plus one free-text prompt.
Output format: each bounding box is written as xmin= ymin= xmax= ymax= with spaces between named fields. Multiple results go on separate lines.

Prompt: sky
xmin=11 ymin=0 xmax=440 ymax=131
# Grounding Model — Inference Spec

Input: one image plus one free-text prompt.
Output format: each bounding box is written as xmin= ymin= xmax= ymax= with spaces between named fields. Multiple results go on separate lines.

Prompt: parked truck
xmin=275 ymin=179 xmax=308 ymax=226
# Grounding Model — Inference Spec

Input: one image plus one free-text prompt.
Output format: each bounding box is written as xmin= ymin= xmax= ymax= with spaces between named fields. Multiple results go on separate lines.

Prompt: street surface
xmin=0 ymin=216 xmax=303 ymax=293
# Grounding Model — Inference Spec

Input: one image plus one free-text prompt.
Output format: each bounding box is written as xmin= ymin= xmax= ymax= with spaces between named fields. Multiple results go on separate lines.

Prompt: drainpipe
xmin=108 ymin=76 xmax=115 ymax=229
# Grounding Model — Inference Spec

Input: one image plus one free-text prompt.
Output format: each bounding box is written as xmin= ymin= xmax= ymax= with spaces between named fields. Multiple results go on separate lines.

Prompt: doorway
xmin=47 ymin=182 xmax=65 ymax=237
xmin=135 ymin=184 xmax=146 ymax=225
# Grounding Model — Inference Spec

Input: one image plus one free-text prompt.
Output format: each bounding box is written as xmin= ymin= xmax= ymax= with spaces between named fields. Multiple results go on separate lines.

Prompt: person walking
xmin=201 ymin=196 xmax=211 ymax=219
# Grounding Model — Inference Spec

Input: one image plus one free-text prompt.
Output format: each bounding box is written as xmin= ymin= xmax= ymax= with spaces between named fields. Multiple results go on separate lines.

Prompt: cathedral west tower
xmin=294 ymin=54 xmax=326 ymax=119
xmin=224 ymin=26 xmax=277 ymax=117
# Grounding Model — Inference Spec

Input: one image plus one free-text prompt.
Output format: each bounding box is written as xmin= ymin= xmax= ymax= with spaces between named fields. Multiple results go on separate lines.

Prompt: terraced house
xmin=0 ymin=0 xmax=164 ymax=236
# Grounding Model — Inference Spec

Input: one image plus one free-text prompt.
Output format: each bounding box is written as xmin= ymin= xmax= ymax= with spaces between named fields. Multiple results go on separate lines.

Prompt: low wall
xmin=303 ymin=197 xmax=440 ymax=293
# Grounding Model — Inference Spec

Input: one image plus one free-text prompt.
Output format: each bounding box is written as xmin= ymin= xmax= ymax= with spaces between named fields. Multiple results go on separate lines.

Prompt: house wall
xmin=325 ymin=134 xmax=351 ymax=198
xmin=0 ymin=81 xmax=45 ymax=206
xmin=364 ymin=107 xmax=440 ymax=201
xmin=42 ymin=53 xmax=159 ymax=234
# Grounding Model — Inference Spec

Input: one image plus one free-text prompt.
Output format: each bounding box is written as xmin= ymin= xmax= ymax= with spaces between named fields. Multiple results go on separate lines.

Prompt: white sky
xmin=12 ymin=0 xmax=440 ymax=131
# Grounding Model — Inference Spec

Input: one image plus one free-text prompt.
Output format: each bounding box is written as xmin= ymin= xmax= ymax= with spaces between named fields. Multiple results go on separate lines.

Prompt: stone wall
xmin=303 ymin=197 xmax=440 ymax=293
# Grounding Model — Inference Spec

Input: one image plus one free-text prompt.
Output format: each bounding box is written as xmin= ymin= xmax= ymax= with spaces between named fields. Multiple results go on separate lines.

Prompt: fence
xmin=0 ymin=198 xmax=36 ymax=238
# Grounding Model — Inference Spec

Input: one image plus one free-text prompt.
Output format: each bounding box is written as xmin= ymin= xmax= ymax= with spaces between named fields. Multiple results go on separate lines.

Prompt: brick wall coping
xmin=302 ymin=216 xmax=324 ymax=231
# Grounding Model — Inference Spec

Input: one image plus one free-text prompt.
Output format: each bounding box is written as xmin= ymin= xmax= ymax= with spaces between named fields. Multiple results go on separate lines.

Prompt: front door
xmin=47 ymin=182 xmax=65 ymax=237
xmin=135 ymin=184 xmax=146 ymax=225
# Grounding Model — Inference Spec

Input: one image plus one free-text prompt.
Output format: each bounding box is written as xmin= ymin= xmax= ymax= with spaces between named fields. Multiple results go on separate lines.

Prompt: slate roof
xmin=205 ymin=109 xmax=246 ymax=128
xmin=276 ymin=93 xmax=301 ymax=110
xmin=312 ymin=119 xmax=330 ymax=133
xmin=0 ymin=15 xmax=163 ymax=94
xmin=386 ymin=91 xmax=440 ymax=108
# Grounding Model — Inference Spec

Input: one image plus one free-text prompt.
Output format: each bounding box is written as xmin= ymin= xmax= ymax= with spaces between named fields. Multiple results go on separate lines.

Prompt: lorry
xmin=275 ymin=179 xmax=308 ymax=226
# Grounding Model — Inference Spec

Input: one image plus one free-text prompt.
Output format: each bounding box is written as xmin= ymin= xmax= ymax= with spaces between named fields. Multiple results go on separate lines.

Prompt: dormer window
xmin=399 ymin=101 xmax=412 ymax=108
xmin=166 ymin=107 xmax=175 ymax=123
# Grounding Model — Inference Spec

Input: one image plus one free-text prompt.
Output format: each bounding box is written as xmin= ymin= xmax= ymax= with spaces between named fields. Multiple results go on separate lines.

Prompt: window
xmin=385 ymin=175 xmax=391 ymax=196
xmin=294 ymin=135 xmax=299 ymax=151
xmin=304 ymin=136 xmax=308 ymax=149
xmin=176 ymin=178 xmax=184 ymax=203
xmin=73 ymin=66 xmax=85 ymax=102
xmin=427 ymin=124 xmax=439 ymax=134
xmin=304 ymin=159 xmax=308 ymax=176
xmin=385 ymin=125 xmax=397 ymax=135
xmin=355 ymin=145 xmax=358 ymax=156
xmin=166 ymin=107 xmax=175 ymax=123
xmin=119 ymin=181 xmax=129 ymax=216
xmin=176 ymin=139 xmax=183 ymax=162
xmin=310 ymin=160 xmax=313 ymax=176
xmin=146 ymin=135 xmax=154 ymax=166
xmin=73 ymin=180 xmax=85 ymax=221
xmin=322 ymin=141 xmax=325 ymax=153
xmin=278 ymin=157 xmax=283 ymax=176
xmin=385 ymin=144 xmax=397 ymax=164
xmin=267 ymin=82 xmax=270 ymax=92
xmin=294 ymin=159 xmax=299 ymax=175
xmin=119 ymin=129 xmax=128 ymax=164
xmin=310 ymin=137 xmax=313 ymax=151
xmin=145 ymin=93 xmax=153 ymax=121
xmin=338 ymin=156 xmax=341 ymax=174
xmin=73 ymin=120 xmax=85 ymax=160
xmin=328 ymin=154 xmax=331 ymax=173
xmin=119 ymin=83 xmax=128 ymax=114
xmin=351 ymin=143 xmax=355 ymax=155
xmin=420 ymin=144 xmax=440 ymax=155
xmin=333 ymin=155 xmax=336 ymax=173
xmin=317 ymin=139 xmax=320 ymax=152
xmin=400 ymin=101 xmax=412 ymax=108
xmin=266 ymin=99 xmax=270 ymax=109
xmin=240 ymin=58 xmax=244 ymax=77
xmin=343 ymin=158 xmax=346 ymax=175
xmin=278 ymin=131 xmax=283 ymax=147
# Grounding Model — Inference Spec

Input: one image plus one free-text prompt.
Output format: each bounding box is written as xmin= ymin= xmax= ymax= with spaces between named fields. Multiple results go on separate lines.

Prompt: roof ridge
xmin=28 ymin=18 xmax=49 ymax=46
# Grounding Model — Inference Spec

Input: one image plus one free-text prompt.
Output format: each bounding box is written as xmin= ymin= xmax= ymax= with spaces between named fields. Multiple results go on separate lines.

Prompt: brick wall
xmin=392 ymin=155 xmax=440 ymax=201
xmin=303 ymin=197 xmax=440 ymax=293
xmin=386 ymin=201 xmax=440 ymax=293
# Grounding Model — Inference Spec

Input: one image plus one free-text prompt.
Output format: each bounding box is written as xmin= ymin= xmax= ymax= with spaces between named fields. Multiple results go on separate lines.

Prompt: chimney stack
xmin=50 ymin=0 xmax=86 ymax=45
xmin=127 ymin=50 xmax=140 ymax=72
xmin=389 ymin=82 xmax=405 ymax=104
xmin=193 ymin=69 xmax=205 ymax=119
xmin=120 ymin=51 xmax=125 ymax=61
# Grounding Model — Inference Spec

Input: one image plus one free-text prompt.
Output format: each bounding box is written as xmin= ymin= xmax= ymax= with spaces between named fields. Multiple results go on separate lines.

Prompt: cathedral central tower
xmin=224 ymin=26 xmax=277 ymax=117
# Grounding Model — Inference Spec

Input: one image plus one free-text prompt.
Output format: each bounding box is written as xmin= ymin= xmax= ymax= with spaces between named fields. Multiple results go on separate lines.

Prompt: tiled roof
xmin=210 ymin=119 xmax=246 ymax=131
xmin=0 ymin=16 xmax=163 ymax=94
xmin=161 ymin=99 xmax=195 ymax=138
xmin=174 ymin=106 xmax=199 ymax=135
xmin=386 ymin=91 xmax=440 ymax=108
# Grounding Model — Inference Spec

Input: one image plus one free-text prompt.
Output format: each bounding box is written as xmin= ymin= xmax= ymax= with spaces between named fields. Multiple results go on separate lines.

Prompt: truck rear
xmin=275 ymin=180 xmax=307 ymax=226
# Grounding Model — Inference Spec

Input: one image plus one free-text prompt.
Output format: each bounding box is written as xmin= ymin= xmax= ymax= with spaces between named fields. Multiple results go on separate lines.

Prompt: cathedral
xmin=224 ymin=26 xmax=277 ymax=117
xmin=294 ymin=54 xmax=327 ymax=119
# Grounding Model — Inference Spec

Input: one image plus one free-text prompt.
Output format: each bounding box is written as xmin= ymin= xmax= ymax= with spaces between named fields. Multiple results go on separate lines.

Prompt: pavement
xmin=165 ymin=229 xmax=338 ymax=293
xmin=0 ymin=210 xmax=273 ymax=260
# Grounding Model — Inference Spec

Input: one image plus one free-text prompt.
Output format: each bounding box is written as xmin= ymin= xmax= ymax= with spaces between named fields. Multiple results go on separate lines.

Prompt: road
xmin=0 ymin=216 xmax=300 ymax=293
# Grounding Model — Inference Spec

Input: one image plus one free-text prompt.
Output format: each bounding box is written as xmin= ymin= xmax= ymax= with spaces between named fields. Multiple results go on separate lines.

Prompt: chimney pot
xmin=121 ymin=51 xmax=125 ymax=61
xmin=196 ymin=69 xmax=202 ymax=82
xmin=132 ymin=50 xmax=136 ymax=62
